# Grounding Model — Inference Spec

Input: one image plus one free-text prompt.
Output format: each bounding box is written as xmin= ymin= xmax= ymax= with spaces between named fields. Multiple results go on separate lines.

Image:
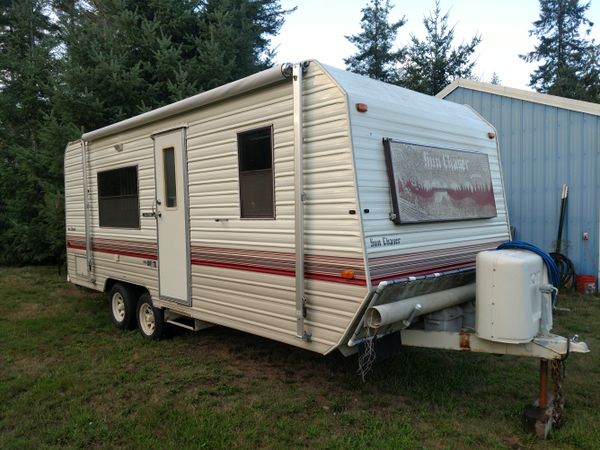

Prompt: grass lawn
xmin=1 ymin=267 xmax=599 ymax=449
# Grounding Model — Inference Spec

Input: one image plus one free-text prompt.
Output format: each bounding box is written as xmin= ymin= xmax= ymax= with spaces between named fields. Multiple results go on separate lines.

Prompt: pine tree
xmin=401 ymin=0 xmax=481 ymax=95
xmin=0 ymin=0 xmax=65 ymax=265
xmin=56 ymin=0 xmax=291 ymax=132
xmin=581 ymin=44 xmax=600 ymax=102
xmin=54 ymin=0 xmax=199 ymax=130
xmin=490 ymin=72 xmax=501 ymax=85
xmin=0 ymin=0 xmax=291 ymax=266
xmin=0 ymin=0 xmax=56 ymax=149
xmin=195 ymin=0 xmax=293 ymax=89
xmin=344 ymin=0 xmax=406 ymax=83
xmin=521 ymin=0 xmax=599 ymax=101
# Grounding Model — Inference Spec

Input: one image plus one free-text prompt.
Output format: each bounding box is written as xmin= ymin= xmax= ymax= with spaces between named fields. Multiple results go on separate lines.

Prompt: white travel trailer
xmin=65 ymin=61 xmax=587 ymax=436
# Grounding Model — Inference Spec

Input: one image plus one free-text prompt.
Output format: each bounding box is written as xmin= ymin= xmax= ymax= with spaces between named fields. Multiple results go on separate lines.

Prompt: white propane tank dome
xmin=475 ymin=249 xmax=548 ymax=344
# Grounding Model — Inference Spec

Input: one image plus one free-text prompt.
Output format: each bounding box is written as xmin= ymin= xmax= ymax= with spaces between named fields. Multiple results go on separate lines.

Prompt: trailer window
xmin=97 ymin=166 xmax=140 ymax=228
xmin=162 ymin=147 xmax=177 ymax=208
xmin=237 ymin=127 xmax=274 ymax=218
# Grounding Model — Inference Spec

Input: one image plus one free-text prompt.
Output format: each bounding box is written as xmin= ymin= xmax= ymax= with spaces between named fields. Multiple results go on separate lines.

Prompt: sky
xmin=271 ymin=0 xmax=600 ymax=91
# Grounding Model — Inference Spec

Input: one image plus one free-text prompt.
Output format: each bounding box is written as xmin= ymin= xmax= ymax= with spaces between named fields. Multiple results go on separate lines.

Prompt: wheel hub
xmin=112 ymin=292 xmax=125 ymax=321
xmin=140 ymin=304 xmax=155 ymax=335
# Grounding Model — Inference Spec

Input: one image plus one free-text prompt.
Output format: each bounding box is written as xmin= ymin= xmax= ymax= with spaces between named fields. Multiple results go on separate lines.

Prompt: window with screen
xmin=97 ymin=166 xmax=140 ymax=228
xmin=238 ymin=126 xmax=274 ymax=218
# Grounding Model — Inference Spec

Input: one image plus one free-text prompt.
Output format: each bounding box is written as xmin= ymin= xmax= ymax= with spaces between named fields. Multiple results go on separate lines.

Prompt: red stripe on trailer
xmin=190 ymin=259 xmax=368 ymax=286
xmin=368 ymin=240 xmax=506 ymax=282
xmin=67 ymin=242 xmax=85 ymax=251
xmin=67 ymin=236 xmax=506 ymax=287
xmin=67 ymin=238 xmax=367 ymax=285
xmin=67 ymin=241 xmax=157 ymax=260
xmin=371 ymin=262 xmax=476 ymax=284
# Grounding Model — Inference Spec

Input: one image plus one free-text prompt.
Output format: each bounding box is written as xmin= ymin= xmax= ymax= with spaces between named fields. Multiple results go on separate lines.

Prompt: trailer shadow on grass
xmin=1 ymin=266 xmax=599 ymax=449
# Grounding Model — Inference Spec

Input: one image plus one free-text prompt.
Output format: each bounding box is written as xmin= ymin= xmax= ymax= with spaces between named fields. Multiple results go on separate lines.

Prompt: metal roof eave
xmin=437 ymin=78 xmax=600 ymax=117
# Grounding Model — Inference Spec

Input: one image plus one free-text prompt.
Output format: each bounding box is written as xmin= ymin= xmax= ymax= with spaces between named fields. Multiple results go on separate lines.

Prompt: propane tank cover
xmin=475 ymin=249 xmax=547 ymax=344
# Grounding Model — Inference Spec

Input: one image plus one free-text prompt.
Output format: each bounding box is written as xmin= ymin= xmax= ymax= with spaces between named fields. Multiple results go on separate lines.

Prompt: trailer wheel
xmin=109 ymin=283 xmax=137 ymax=330
xmin=136 ymin=293 xmax=165 ymax=340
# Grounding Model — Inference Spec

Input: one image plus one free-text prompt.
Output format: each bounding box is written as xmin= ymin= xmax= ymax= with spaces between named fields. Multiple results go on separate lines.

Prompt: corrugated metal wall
xmin=444 ymin=88 xmax=600 ymax=277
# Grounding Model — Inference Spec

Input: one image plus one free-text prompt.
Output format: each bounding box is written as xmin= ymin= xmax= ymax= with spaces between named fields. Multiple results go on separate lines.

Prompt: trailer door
xmin=153 ymin=128 xmax=191 ymax=305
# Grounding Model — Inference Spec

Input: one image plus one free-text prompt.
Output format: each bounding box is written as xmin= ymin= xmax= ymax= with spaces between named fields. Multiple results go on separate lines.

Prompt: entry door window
xmin=163 ymin=147 xmax=177 ymax=208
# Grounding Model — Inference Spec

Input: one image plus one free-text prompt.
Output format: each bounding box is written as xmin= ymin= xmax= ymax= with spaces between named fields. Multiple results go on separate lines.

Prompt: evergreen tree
xmin=0 ymin=0 xmax=57 ymax=151
xmin=54 ymin=0 xmax=203 ymax=131
xmin=55 ymin=0 xmax=290 ymax=132
xmin=196 ymin=0 xmax=292 ymax=89
xmin=521 ymin=0 xmax=599 ymax=101
xmin=0 ymin=0 xmax=291 ymax=266
xmin=401 ymin=0 xmax=481 ymax=95
xmin=344 ymin=0 xmax=406 ymax=83
xmin=0 ymin=0 xmax=65 ymax=265
xmin=581 ymin=44 xmax=600 ymax=102
xmin=490 ymin=72 xmax=501 ymax=85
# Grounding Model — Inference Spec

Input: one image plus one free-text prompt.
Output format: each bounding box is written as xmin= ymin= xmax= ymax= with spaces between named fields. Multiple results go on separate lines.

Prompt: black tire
xmin=136 ymin=293 xmax=165 ymax=340
xmin=109 ymin=283 xmax=137 ymax=330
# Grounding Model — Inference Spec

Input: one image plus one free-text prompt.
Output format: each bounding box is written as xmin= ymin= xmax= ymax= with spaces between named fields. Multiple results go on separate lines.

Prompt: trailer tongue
xmin=347 ymin=246 xmax=589 ymax=439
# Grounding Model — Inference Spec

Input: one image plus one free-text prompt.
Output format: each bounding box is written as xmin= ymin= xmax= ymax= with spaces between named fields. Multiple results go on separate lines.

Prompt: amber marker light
xmin=340 ymin=269 xmax=355 ymax=279
xmin=356 ymin=103 xmax=368 ymax=112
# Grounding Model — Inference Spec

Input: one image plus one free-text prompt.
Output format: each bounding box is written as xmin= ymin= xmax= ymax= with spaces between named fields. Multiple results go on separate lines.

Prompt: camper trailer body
xmin=65 ymin=61 xmax=511 ymax=354
xmin=65 ymin=61 xmax=590 ymax=438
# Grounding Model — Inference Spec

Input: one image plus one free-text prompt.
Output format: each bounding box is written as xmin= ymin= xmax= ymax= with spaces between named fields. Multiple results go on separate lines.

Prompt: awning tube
xmin=82 ymin=64 xmax=292 ymax=142
xmin=364 ymin=284 xmax=475 ymax=329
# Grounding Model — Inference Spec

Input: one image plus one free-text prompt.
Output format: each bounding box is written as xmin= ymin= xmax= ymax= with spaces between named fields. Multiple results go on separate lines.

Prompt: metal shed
xmin=438 ymin=80 xmax=600 ymax=282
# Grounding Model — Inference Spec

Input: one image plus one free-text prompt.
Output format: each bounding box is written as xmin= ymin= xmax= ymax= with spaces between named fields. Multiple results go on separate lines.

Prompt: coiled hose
xmin=549 ymin=251 xmax=576 ymax=289
xmin=497 ymin=240 xmax=560 ymax=302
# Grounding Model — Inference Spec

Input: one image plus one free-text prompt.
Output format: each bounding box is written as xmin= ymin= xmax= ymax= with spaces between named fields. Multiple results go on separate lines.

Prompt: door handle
xmin=144 ymin=204 xmax=162 ymax=218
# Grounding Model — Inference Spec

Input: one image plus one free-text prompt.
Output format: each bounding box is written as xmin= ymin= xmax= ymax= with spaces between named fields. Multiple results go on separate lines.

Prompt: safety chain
xmin=551 ymin=358 xmax=566 ymax=427
xmin=357 ymin=328 xmax=377 ymax=382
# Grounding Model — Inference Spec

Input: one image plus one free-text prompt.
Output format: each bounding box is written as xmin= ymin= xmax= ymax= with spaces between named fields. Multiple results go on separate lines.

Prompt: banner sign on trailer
xmin=383 ymin=139 xmax=497 ymax=224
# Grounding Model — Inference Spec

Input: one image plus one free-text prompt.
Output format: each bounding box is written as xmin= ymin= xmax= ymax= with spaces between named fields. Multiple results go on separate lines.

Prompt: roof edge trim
xmin=82 ymin=64 xmax=292 ymax=142
xmin=437 ymin=78 xmax=600 ymax=117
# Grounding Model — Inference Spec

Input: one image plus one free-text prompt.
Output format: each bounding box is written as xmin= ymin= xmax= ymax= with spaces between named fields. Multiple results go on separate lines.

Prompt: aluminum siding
xmin=70 ymin=132 xmax=160 ymax=296
xmin=185 ymin=63 xmax=366 ymax=354
xmin=444 ymin=87 xmax=600 ymax=277
xmin=67 ymin=63 xmax=367 ymax=354
xmin=321 ymin=66 xmax=511 ymax=281
xmin=65 ymin=140 xmax=86 ymax=282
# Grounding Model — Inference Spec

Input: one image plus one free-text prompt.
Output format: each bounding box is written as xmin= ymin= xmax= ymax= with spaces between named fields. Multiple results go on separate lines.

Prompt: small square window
xmin=237 ymin=127 xmax=274 ymax=218
xmin=97 ymin=166 xmax=140 ymax=228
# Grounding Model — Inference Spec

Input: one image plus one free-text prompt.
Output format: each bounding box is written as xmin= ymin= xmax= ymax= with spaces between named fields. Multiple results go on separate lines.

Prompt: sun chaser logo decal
xmin=367 ymin=234 xmax=402 ymax=249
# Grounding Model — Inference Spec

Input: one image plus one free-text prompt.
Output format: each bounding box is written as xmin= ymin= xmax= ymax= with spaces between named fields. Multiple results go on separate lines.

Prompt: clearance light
xmin=356 ymin=103 xmax=368 ymax=113
xmin=341 ymin=269 xmax=355 ymax=279
xmin=488 ymin=132 xmax=496 ymax=139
